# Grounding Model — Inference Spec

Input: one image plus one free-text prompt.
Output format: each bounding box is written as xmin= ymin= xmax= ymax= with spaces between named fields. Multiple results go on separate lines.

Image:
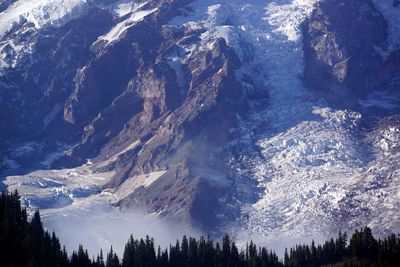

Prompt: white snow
xmin=112 ymin=0 xmax=138 ymax=18
xmin=94 ymin=0 xmax=147 ymax=18
xmin=100 ymin=140 xmax=140 ymax=167
xmin=240 ymin=107 xmax=366 ymax=240
xmin=95 ymin=3 xmax=157 ymax=47
xmin=112 ymin=140 xmax=140 ymax=159
xmin=0 ymin=0 xmax=89 ymax=72
xmin=3 ymin=140 xmax=187 ymax=256
xmin=2 ymin=0 xmax=399 ymax=250
xmin=0 ymin=0 xmax=88 ymax=37
xmin=142 ymin=171 xmax=166 ymax=187
xmin=115 ymin=171 xmax=167 ymax=199
xmin=0 ymin=38 xmax=33 ymax=69
xmin=266 ymin=0 xmax=318 ymax=41
xmin=167 ymin=56 xmax=186 ymax=87
xmin=4 ymin=164 xmax=115 ymax=210
xmin=171 ymin=0 xmax=400 ymax=244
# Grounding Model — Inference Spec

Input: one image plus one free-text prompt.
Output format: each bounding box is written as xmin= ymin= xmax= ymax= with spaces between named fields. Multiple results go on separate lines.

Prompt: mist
xmin=40 ymin=202 xmax=200 ymax=257
xmin=230 ymin=224 xmax=328 ymax=257
xmin=40 ymin=200 xmax=331 ymax=259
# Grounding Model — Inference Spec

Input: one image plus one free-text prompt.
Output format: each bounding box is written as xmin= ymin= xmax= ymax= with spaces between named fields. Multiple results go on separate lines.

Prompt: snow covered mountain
xmin=1 ymin=0 xmax=399 ymax=247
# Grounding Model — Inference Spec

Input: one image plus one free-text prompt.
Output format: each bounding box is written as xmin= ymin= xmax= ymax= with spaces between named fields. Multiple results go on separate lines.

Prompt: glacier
xmin=170 ymin=0 xmax=400 ymax=245
xmin=0 ymin=0 xmax=88 ymax=35
xmin=1 ymin=0 xmax=399 ymax=253
xmin=94 ymin=1 xmax=158 ymax=47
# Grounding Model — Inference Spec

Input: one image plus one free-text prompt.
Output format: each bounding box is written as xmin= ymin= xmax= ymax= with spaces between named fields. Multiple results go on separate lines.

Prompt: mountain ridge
xmin=0 ymin=0 xmax=399 ymax=245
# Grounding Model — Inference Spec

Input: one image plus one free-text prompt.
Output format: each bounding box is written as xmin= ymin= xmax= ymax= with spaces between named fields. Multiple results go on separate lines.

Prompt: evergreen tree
xmin=181 ymin=235 xmax=189 ymax=266
xmin=70 ymin=245 xmax=92 ymax=267
xmin=106 ymin=246 xmax=120 ymax=267
xmin=122 ymin=235 xmax=135 ymax=267
xmin=284 ymin=248 xmax=289 ymax=266
xmin=2 ymin=190 xmax=400 ymax=267
xmin=188 ymin=237 xmax=198 ymax=267
xmin=222 ymin=234 xmax=230 ymax=267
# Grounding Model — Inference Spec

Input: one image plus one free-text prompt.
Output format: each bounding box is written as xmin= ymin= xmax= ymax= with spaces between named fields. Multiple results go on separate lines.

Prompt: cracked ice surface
xmin=173 ymin=0 xmax=400 ymax=244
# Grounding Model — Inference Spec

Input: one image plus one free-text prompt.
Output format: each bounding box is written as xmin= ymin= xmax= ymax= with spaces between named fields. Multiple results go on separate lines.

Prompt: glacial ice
xmin=0 ymin=0 xmax=89 ymax=37
xmin=1 ymin=0 xmax=399 ymax=250
xmin=172 ymin=0 xmax=400 ymax=244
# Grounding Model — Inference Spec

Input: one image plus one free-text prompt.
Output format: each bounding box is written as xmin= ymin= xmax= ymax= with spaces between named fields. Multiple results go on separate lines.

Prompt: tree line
xmin=1 ymin=191 xmax=399 ymax=266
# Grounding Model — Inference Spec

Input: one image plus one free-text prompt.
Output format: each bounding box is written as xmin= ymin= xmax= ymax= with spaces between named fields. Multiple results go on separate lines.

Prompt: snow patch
xmin=167 ymin=56 xmax=186 ymax=87
xmin=112 ymin=0 xmax=138 ymax=18
xmin=173 ymin=0 xmax=399 ymax=244
xmin=266 ymin=0 xmax=319 ymax=41
xmin=0 ymin=0 xmax=89 ymax=72
xmin=4 ymin=164 xmax=114 ymax=210
xmin=0 ymin=0 xmax=88 ymax=37
xmin=115 ymin=171 xmax=167 ymax=200
xmin=100 ymin=140 xmax=140 ymax=167
xmin=95 ymin=4 xmax=157 ymax=47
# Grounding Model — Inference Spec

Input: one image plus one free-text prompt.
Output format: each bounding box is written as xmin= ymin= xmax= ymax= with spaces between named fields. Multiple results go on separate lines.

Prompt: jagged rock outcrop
xmin=108 ymin=37 xmax=243 ymax=230
xmin=52 ymin=1 xmax=243 ymax=230
xmin=302 ymin=0 xmax=397 ymax=108
xmin=1 ymin=0 xmax=399 ymax=236
xmin=0 ymin=0 xmax=246 ymax=231
xmin=0 ymin=0 xmax=15 ymax=12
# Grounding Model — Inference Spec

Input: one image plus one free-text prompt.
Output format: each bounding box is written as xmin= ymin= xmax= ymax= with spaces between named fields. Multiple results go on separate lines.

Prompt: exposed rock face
xmin=303 ymin=0 xmax=397 ymax=108
xmin=0 ymin=7 xmax=115 ymax=169
xmin=0 ymin=0 xmax=246 ymax=231
xmin=0 ymin=0 xmax=15 ymax=12
xmin=1 ymin=0 xmax=399 ymax=237
xmin=96 ymin=36 xmax=244 ymax=230
xmin=59 ymin=2 xmax=243 ymax=230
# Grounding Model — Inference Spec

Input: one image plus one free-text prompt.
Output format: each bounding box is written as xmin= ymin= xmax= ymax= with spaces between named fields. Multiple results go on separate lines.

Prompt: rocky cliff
xmin=1 ymin=0 xmax=399 ymax=240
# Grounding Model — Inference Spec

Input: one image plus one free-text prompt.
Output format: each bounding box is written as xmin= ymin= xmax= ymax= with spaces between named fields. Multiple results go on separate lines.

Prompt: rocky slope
xmin=1 ymin=0 xmax=399 ymax=243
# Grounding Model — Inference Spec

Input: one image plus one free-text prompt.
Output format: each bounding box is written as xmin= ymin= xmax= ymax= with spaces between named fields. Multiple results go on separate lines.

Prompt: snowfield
xmin=0 ymin=0 xmax=88 ymax=36
xmin=171 ymin=0 xmax=400 ymax=244
xmin=3 ymin=153 xmax=179 ymax=255
xmin=4 ymin=164 xmax=115 ymax=210
xmin=1 ymin=0 xmax=400 ymax=251
xmin=0 ymin=0 xmax=158 ymax=71
xmin=94 ymin=1 xmax=158 ymax=47
xmin=0 ymin=0 xmax=89 ymax=72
